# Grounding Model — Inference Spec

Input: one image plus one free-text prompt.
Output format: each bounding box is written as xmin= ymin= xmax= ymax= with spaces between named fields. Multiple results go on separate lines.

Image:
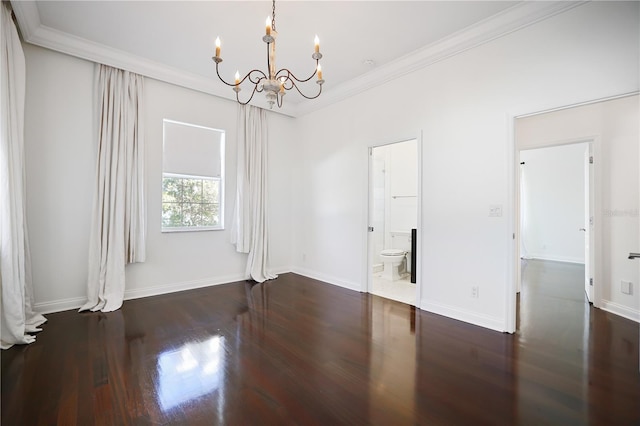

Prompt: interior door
xmin=636 ymin=132 xmax=640 ymax=373
xmin=584 ymin=146 xmax=594 ymax=302
xmin=367 ymin=147 xmax=374 ymax=294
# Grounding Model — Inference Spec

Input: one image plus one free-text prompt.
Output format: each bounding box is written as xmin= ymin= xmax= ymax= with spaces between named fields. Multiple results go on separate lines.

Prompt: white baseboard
xmin=599 ymin=299 xmax=640 ymax=323
xmin=33 ymin=296 xmax=87 ymax=315
xmin=290 ymin=266 xmax=363 ymax=292
xmin=123 ymin=273 xmax=248 ymax=301
xmin=271 ymin=265 xmax=294 ymax=276
xmin=34 ymin=273 xmax=250 ymax=314
xmin=420 ymin=300 xmax=506 ymax=332
xmin=37 ymin=267 xmax=636 ymax=334
xmin=33 ymin=266 xmax=297 ymax=315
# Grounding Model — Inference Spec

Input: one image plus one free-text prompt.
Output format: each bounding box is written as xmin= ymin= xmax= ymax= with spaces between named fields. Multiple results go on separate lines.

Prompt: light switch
xmin=489 ymin=204 xmax=503 ymax=217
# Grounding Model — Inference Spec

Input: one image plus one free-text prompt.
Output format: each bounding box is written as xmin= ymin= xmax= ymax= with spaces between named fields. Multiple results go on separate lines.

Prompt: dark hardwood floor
xmin=2 ymin=266 xmax=639 ymax=425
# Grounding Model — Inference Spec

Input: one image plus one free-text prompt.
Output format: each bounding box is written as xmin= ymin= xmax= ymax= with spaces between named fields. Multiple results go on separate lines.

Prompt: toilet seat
xmin=379 ymin=249 xmax=407 ymax=282
xmin=381 ymin=249 xmax=405 ymax=256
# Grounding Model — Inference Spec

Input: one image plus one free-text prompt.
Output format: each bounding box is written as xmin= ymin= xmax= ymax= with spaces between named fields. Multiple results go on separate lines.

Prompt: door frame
xmin=506 ymin=113 xmax=603 ymax=333
xmin=516 ymin=139 xmax=598 ymax=292
xmin=583 ymin=145 xmax=595 ymax=303
xmin=364 ymin=133 xmax=423 ymax=307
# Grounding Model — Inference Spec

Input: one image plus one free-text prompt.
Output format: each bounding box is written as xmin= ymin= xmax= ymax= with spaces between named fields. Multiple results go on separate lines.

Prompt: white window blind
xmin=163 ymin=120 xmax=224 ymax=178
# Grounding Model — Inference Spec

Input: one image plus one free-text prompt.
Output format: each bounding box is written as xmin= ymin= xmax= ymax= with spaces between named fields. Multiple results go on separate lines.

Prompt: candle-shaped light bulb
xmin=314 ymin=35 xmax=320 ymax=53
xmin=279 ymin=77 xmax=285 ymax=93
xmin=317 ymin=64 xmax=323 ymax=80
xmin=234 ymin=71 xmax=240 ymax=85
xmin=266 ymin=16 xmax=272 ymax=36
xmin=215 ymin=37 xmax=221 ymax=58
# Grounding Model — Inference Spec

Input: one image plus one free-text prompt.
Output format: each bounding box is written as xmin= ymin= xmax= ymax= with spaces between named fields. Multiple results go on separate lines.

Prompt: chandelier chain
xmin=271 ymin=0 xmax=277 ymax=31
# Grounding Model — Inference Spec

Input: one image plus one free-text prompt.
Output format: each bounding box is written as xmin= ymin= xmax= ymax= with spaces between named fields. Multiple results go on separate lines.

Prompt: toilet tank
xmin=390 ymin=231 xmax=411 ymax=251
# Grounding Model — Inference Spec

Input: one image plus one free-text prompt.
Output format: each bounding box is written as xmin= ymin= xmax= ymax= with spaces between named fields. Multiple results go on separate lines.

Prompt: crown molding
xmin=10 ymin=0 xmax=40 ymax=40
xmin=10 ymin=0 xmax=298 ymax=117
xmin=296 ymin=1 xmax=587 ymax=117
xmin=11 ymin=0 xmax=585 ymax=119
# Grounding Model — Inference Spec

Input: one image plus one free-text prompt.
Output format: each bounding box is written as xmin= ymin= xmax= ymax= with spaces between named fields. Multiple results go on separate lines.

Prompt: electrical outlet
xmin=471 ymin=286 xmax=479 ymax=298
xmin=621 ymin=280 xmax=632 ymax=295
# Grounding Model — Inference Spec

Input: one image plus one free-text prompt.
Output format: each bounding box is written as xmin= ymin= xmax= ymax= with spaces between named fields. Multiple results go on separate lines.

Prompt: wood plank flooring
xmin=2 ymin=266 xmax=639 ymax=425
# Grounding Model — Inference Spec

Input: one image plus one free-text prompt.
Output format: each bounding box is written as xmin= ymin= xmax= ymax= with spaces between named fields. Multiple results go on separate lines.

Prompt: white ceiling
xmin=11 ymin=1 xmax=582 ymax=116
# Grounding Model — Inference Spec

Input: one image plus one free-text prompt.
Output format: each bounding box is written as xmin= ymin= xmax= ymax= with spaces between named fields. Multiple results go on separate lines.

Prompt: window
xmin=162 ymin=120 xmax=224 ymax=231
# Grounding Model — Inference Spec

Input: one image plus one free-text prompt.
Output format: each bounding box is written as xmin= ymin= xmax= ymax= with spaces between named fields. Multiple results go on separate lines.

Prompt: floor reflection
xmin=369 ymin=296 xmax=417 ymax=423
xmin=517 ymin=259 xmax=590 ymax=423
xmin=157 ymin=335 xmax=225 ymax=412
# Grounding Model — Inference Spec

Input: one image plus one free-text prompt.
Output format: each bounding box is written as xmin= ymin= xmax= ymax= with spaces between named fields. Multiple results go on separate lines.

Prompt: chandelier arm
xmin=281 ymin=78 xmax=294 ymax=91
xmin=214 ymin=62 xmax=237 ymax=87
xmin=216 ymin=62 xmax=267 ymax=87
xmin=289 ymin=79 xmax=323 ymax=100
xmin=236 ymin=84 xmax=260 ymax=105
xmin=276 ymin=63 xmax=318 ymax=84
xmin=246 ymin=70 xmax=267 ymax=85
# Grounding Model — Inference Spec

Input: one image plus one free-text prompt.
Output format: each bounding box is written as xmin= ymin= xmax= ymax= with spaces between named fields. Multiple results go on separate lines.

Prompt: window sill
xmin=161 ymin=226 xmax=224 ymax=233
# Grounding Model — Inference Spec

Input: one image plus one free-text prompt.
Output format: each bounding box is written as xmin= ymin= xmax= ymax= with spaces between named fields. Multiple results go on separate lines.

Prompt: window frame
xmin=161 ymin=119 xmax=225 ymax=233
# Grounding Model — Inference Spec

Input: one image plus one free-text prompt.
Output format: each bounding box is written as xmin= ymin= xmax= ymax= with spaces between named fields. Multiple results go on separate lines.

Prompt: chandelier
xmin=212 ymin=0 xmax=324 ymax=109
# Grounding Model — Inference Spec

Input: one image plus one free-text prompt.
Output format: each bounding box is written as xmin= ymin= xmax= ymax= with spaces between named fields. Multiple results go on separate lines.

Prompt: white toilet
xmin=379 ymin=230 xmax=411 ymax=281
xmin=380 ymin=248 xmax=407 ymax=281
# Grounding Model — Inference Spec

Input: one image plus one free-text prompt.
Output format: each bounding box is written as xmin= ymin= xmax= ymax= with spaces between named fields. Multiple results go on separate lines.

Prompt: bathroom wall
xmin=386 ymin=140 xmax=418 ymax=240
xmin=372 ymin=140 xmax=418 ymax=266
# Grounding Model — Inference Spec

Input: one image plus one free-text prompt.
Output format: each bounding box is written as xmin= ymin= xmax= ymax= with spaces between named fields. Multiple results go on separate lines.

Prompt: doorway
xmin=367 ymin=139 xmax=418 ymax=306
xmin=511 ymin=93 xmax=640 ymax=333
xmin=513 ymin=115 xmax=604 ymax=325
xmin=518 ymin=141 xmax=593 ymax=303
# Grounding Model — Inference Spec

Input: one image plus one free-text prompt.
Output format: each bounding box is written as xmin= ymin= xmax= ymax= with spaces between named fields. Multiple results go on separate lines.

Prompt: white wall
xmin=23 ymin=45 xmax=95 ymax=310
xmin=520 ymin=143 xmax=587 ymax=264
xmin=23 ymin=44 xmax=295 ymax=312
xmin=516 ymin=95 xmax=640 ymax=321
xmin=292 ymin=2 xmax=639 ymax=331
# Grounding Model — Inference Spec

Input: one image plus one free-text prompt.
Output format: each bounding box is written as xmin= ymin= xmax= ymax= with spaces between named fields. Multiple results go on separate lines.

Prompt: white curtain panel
xmin=0 ymin=3 xmax=47 ymax=349
xmin=80 ymin=65 xmax=145 ymax=313
xmin=231 ymin=105 xmax=277 ymax=283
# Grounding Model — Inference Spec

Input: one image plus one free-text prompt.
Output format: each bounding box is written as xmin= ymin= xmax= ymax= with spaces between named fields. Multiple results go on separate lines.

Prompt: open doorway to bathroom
xmin=368 ymin=139 xmax=418 ymax=306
